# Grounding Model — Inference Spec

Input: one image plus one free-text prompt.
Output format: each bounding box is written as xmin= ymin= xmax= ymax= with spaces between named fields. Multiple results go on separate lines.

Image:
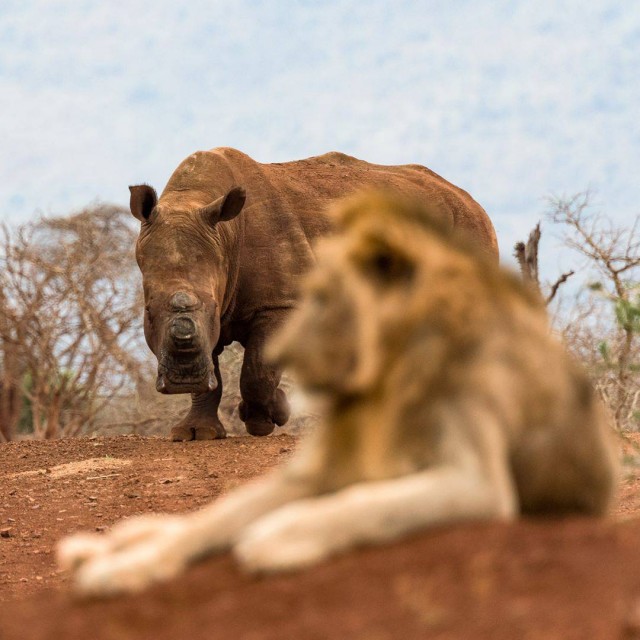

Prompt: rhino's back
xmin=162 ymin=147 xmax=496 ymax=259
xmin=256 ymin=150 xmax=498 ymax=259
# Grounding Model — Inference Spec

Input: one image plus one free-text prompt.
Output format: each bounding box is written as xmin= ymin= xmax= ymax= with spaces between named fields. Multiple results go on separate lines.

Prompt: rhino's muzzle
xmin=158 ymin=312 xmax=216 ymax=394
xmin=156 ymin=360 xmax=217 ymax=394
xmin=152 ymin=292 xmax=220 ymax=394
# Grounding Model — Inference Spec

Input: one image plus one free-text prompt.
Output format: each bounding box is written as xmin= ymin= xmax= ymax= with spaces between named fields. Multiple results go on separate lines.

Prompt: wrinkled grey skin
xmin=129 ymin=147 xmax=498 ymax=441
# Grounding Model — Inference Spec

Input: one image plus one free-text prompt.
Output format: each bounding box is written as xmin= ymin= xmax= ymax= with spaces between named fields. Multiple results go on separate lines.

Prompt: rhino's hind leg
xmin=239 ymin=313 xmax=291 ymax=437
xmin=171 ymin=356 xmax=226 ymax=441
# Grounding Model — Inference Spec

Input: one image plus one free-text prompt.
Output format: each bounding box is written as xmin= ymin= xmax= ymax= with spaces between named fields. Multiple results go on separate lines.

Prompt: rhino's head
xmin=129 ymin=183 xmax=246 ymax=394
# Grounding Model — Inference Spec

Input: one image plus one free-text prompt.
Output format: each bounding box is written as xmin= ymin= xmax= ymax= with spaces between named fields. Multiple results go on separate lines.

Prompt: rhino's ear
xmin=199 ymin=186 xmax=246 ymax=227
xmin=129 ymin=185 xmax=158 ymax=222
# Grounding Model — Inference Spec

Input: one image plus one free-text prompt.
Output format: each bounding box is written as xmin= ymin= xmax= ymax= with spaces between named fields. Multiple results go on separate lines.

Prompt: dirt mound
xmin=2 ymin=519 xmax=640 ymax=639
xmin=2 ymin=435 xmax=640 ymax=639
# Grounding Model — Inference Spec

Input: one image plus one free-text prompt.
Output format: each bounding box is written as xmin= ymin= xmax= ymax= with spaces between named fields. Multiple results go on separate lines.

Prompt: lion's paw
xmin=73 ymin=541 xmax=186 ymax=597
xmin=57 ymin=533 xmax=111 ymax=571
xmin=58 ymin=515 xmax=190 ymax=597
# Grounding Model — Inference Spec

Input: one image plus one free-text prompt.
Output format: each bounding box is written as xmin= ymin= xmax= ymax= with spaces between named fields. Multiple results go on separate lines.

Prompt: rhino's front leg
xmin=239 ymin=312 xmax=291 ymax=437
xmin=171 ymin=354 xmax=226 ymax=441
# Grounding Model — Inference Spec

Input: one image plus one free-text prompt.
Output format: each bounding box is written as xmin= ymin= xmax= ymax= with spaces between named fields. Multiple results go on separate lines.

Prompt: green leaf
xmin=614 ymin=299 xmax=640 ymax=332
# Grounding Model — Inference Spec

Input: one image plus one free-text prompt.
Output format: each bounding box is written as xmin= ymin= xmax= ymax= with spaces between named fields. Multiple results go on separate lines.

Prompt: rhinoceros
xmin=129 ymin=147 xmax=498 ymax=441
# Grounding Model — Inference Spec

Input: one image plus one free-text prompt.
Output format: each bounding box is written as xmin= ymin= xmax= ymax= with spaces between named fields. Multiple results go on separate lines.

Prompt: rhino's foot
xmin=170 ymin=418 xmax=226 ymax=442
xmin=270 ymin=388 xmax=291 ymax=427
xmin=244 ymin=419 xmax=276 ymax=437
xmin=239 ymin=389 xmax=290 ymax=437
xmin=239 ymin=402 xmax=275 ymax=436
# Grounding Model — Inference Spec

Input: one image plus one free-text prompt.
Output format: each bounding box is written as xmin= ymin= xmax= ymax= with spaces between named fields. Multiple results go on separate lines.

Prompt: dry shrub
xmin=517 ymin=191 xmax=640 ymax=431
xmin=0 ymin=205 xmax=145 ymax=440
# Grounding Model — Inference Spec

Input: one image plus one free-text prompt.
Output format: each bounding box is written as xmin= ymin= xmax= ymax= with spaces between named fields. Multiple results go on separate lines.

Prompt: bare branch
xmin=545 ymin=270 xmax=575 ymax=305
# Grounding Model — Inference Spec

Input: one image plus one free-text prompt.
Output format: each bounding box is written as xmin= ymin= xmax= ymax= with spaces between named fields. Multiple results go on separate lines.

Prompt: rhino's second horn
xmin=170 ymin=291 xmax=200 ymax=312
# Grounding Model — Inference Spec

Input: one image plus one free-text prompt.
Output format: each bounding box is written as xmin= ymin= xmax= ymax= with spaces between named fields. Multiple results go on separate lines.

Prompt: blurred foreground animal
xmin=58 ymin=192 xmax=618 ymax=597
xmin=129 ymin=147 xmax=497 ymax=440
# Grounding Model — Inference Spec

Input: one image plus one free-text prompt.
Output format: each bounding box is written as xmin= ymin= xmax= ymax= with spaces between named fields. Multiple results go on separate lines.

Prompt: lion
xmin=58 ymin=191 xmax=619 ymax=597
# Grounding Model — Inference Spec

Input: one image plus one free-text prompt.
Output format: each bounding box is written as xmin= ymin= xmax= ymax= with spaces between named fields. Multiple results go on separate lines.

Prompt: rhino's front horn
xmin=170 ymin=316 xmax=197 ymax=349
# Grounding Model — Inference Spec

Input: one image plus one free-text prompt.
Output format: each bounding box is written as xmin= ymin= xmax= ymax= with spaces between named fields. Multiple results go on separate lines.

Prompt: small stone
xmin=207 ymin=472 xmax=219 ymax=479
xmin=0 ymin=528 xmax=11 ymax=538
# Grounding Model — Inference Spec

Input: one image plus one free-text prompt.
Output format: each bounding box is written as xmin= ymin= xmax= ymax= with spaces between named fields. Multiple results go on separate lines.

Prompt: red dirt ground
xmin=1 ymin=433 xmax=640 ymax=639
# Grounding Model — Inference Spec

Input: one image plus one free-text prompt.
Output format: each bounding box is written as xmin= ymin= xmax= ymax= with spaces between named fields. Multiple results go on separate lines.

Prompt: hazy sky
xmin=1 ymin=0 xmax=639 ymax=273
